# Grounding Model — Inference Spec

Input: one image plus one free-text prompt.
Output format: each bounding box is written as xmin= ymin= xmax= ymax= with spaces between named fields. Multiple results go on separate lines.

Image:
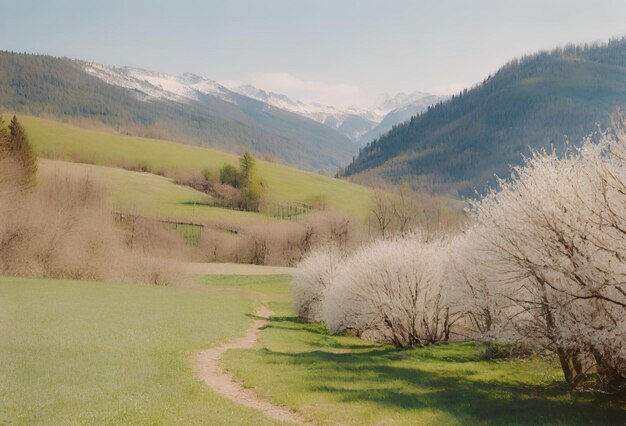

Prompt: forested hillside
xmin=0 ymin=52 xmax=355 ymax=171
xmin=341 ymin=39 xmax=626 ymax=196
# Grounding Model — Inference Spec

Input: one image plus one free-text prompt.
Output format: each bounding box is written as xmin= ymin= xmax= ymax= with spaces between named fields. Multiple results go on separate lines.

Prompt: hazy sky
xmin=2 ymin=0 xmax=626 ymax=107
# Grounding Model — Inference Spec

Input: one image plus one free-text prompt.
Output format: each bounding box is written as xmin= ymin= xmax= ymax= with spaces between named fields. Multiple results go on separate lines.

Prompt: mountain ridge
xmin=81 ymin=60 xmax=446 ymax=146
xmin=0 ymin=51 xmax=355 ymax=171
xmin=225 ymin=82 xmax=444 ymax=142
xmin=341 ymin=38 xmax=626 ymax=196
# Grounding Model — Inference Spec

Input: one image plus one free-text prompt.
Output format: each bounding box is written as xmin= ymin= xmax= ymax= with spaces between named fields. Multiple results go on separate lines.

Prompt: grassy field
xmin=2 ymin=274 xmax=623 ymax=425
xmin=40 ymin=159 xmax=265 ymax=223
xmin=11 ymin=115 xmax=373 ymax=221
xmin=0 ymin=276 xmax=275 ymax=425
xmin=219 ymin=278 xmax=626 ymax=426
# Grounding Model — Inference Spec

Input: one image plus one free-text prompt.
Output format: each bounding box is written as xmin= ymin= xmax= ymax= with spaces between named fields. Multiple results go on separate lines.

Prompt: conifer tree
xmin=8 ymin=116 xmax=37 ymax=187
xmin=0 ymin=117 xmax=8 ymax=158
xmin=239 ymin=151 xmax=256 ymax=186
xmin=239 ymin=152 xmax=262 ymax=211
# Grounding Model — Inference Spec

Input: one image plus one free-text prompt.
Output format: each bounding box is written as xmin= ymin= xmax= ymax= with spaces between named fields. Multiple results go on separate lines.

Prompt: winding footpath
xmin=193 ymin=305 xmax=312 ymax=425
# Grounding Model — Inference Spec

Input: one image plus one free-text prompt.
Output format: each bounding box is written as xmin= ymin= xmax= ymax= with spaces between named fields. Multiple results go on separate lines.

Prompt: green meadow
xmin=220 ymin=278 xmax=626 ymax=426
xmin=40 ymin=159 xmax=264 ymax=223
xmin=12 ymin=115 xmax=373 ymax=222
xmin=1 ymin=275 xmax=623 ymax=425
xmin=0 ymin=276 xmax=274 ymax=425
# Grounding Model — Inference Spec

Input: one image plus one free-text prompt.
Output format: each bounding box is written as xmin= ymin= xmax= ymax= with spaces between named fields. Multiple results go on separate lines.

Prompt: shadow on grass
xmin=245 ymin=312 xmax=273 ymax=321
xmin=254 ymin=316 xmax=625 ymax=425
xmin=264 ymin=316 xmax=379 ymax=349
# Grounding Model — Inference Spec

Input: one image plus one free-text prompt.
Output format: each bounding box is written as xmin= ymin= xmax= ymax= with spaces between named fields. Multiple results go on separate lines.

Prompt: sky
xmin=1 ymin=0 xmax=626 ymax=108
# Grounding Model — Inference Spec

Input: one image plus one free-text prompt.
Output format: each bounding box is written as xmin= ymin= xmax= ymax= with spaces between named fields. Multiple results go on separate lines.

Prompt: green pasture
xmin=219 ymin=279 xmax=626 ymax=425
xmin=0 ymin=276 xmax=273 ymax=425
xmin=12 ymin=115 xmax=373 ymax=221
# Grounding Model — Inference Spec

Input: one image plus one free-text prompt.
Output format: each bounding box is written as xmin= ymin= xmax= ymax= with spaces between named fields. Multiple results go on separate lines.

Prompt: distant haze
xmin=1 ymin=0 xmax=625 ymax=108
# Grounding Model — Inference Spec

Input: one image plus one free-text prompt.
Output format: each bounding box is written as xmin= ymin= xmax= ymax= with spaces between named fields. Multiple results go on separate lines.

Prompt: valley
xmin=1 ymin=7 xmax=625 ymax=425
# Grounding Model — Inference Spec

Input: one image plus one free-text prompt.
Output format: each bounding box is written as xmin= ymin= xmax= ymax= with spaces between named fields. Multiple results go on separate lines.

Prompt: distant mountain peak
xmin=84 ymin=63 xmax=235 ymax=104
xmin=84 ymin=61 xmax=441 ymax=143
xmin=375 ymin=91 xmax=437 ymax=113
xmin=0 ymin=51 xmax=367 ymax=171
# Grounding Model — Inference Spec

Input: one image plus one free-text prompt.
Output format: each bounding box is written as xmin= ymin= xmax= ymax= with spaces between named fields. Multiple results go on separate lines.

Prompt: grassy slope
xmin=12 ymin=115 xmax=373 ymax=222
xmin=220 ymin=280 xmax=625 ymax=426
xmin=40 ymin=159 xmax=263 ymax=223
xmin=0 ymin=276 xmax=276 ymax=425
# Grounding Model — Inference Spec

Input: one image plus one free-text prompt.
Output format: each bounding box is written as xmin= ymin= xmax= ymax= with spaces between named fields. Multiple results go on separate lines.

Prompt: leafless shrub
xmin=369 ymin=184 xmax=468 ymax=240
xmin=292 ymin=243 xmax=346 ymax=321
xmin=210 ymin=183 xmax=241 ymax=208
xmin=0 ymin=164 xmax=178 ymax=285
xmin=196 ymin=210 xmax=366 ymax=267
xmin=323 ymin=235 xmax=460 ymax=347
xmin=197 ymin=227 xmax=239 ymax=262
xmin=120 ymin=214 xmax=195 ymax=261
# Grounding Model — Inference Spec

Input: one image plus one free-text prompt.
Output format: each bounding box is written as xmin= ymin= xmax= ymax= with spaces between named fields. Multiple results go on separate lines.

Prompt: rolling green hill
xmin=342 ymin=39 xmax=626 ymax=196
xmin=14 ymin=115 xmax=373 ymax=222
xmin=39 ymin=159 xmax=264 ymax=224
xmin=0 ymin=51 xmax=356 ymax=171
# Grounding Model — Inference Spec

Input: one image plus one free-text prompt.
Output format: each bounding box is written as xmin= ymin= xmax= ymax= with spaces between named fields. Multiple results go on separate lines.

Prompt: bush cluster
xmin=295 ymin=131 xmax=626 ymax=391
xmin=0 ymin=117 xmax=179 ymax=285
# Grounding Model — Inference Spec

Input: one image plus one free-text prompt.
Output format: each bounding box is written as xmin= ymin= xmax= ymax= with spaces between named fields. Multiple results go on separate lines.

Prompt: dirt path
xmin=193 ymin=305 xmax=311 ymax=425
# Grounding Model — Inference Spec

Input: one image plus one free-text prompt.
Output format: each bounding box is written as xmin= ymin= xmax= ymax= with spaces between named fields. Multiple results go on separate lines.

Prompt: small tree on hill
xmin=7 ymin=116 xmax=37 ymax=188
xmin=238 ymin=152 xmax=263 ymax=211
xmin=219 ymin=164 xmax=241 ymax=188
xmin=217 ymin=152 xmax=264 ymax=211
xmin=239 ymin=151 xmax=256 ymax=185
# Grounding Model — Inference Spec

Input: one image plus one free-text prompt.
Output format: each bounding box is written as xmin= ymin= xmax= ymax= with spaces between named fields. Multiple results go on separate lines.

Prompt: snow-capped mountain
xmin=84 ymin=63 xmax=236 ymax=104
xmin=85 ymin=63 xmax=377 ymax=140
xmin=226 ymin=85 xmax=447 ymax=142
xmin=358 ymin=92 xmax=449 ymax=146
xmin=84 ymin=63 xmax=445 ymax=144
xmin=77 ymin=61 xmax=357 ymax=171
xmin=375 ymin=91 xmax=435 ymax=113
xmin=226 ymin=84 xmax=383 ymax=141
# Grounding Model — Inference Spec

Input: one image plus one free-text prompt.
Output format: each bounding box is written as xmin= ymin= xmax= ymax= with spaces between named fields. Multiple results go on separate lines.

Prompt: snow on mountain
xmin=84 ymin=62 xmax=444 ymax=143
xmin=227 ymin=84 xmax=382 ymax=136
xmin=357 ymin=93 xmax=449 ymax=147
xmin=85 ymin=63 xmax=378 ymax=140
xmin=84 ymin=63 xmax=235 ymax=104
xmin=375 ymin=91 xmax=438 ymax=113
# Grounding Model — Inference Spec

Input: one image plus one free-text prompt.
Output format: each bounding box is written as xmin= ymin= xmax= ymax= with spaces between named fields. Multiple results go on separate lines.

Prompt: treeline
xmin=0 ymin=51 xmax=355 ymax=170
xmin=341 ymin=38 xmax=626 ymax=196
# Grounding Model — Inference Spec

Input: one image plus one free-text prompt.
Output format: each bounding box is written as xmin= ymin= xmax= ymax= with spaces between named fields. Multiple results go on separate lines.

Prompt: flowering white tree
xmin=292 ymin=243 xmax=346 ymax=322
xmin=446 ymin=229 xmax=515 ymax=342
xmin=470 ymin=132 xmax=626 ymax=390
xmin=293 ymin=128 xmax=625 ymax=390
xmin=322 ymin=235 xmax=460 ymax=347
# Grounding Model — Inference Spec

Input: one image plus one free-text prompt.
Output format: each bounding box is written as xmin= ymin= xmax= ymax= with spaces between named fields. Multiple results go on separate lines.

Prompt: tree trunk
xmin=556 ymin=347 xmax=575 ymax=385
